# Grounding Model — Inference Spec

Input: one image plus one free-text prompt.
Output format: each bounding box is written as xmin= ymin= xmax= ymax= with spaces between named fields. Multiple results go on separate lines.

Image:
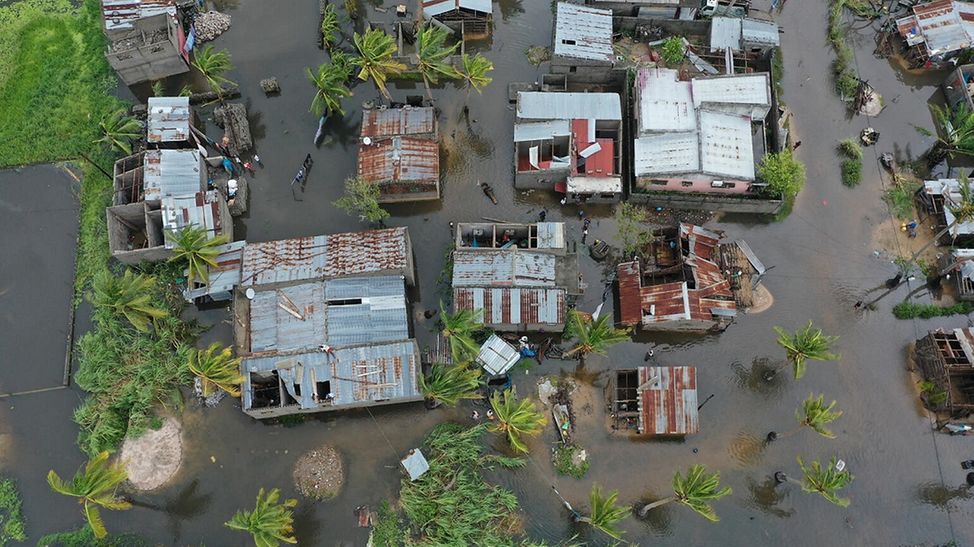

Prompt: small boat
xmin=480 ymin=182 xmax=498 ymax=204
xmin=314 ymin=115 xmax=328 ymax=146
xmin=880 ymin=152 xmax=895 ymax=171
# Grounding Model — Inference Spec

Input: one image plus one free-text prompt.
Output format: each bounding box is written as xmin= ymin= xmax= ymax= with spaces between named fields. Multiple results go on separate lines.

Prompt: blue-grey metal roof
xmin=741 ymin=18 xmax=780 ymax=47
xmin=517 ymin=92 xmax=622 ymax=122
xmin=513 ymin=120 xmax=572 ymax=142
xmin=182 ymin=240 xmax=245 ymax=301
xmin=452 ymin=250 xmax=557 ymax=287
xmin=554 ymin=3 xmax=614 ymax=62
xmin=143 ymin=149 xmax=203 ymax=202
xmin=422 ymin=0 xmax=491 ymax=17
xmin=536 ymin=223 xmax=565 ymax=249
xmin=147 ymin=96 xmax=191 ymax=143
xmin=476 ymin=334 xmax=520 ymax=375
xmin=709 ymin=17 xmax=742 ymax=52
xmin=250 ymin=283 xmax=328 ymax=353
xmin=324 ymin=276 xmax=410 ymax=347
xmin=241 ymin=340 xmax=421 ymax=411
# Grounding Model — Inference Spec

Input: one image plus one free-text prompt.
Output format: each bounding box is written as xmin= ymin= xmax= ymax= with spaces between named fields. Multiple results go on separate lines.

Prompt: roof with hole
xmin=553 ymin=3 xmax=614 ymax=62
xmin=636 ymin=366 xmax=699 ymax=435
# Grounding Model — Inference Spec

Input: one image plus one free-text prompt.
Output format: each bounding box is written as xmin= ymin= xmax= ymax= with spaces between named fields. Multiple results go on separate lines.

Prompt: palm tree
xmin=47 ymin=452 xmax=131 ymax=539
xmin=192 ymin=45 xmax=235 ymax=96
xmin=420 ymin=362 xmax=482 ymax=407
xmin=576 ymin=485 xmax=629 ymax=540
xmin=91 ymin=269 xmax=168 ymax=333
xmin=775 ymin=457 xmax=853 ymax=507
xmin=329 ymin=49 xmax=356 ymax=82
xmin=458 ymin=53 xmax=493 ymax=94
xmin=768 ymin=394 xmax=843 ymax=441
xmin=415 ymin=24 xmax=460 ymax=99
xmin=921 ymin=104 xmax=974 ymax=167
xmin=487 ymin=387 xmax=547 ymax=453
xmin=94 ymin=108 xmax=142 ymax=155
xmin=638 ymin=465 xmax=732 ymax=521
xmin=306 ymin=62 xmax=352 ymax=117
xmin=189 ymin=343 xmax=244 ymax=397
xmin=773 ymin=321 xmax=839 ymax=380
xmin=351 ymin=28 xmax=406 ymax=100
xmin=440 ymin=304 xmax=484 ymax=363
xmin=563 ymin=310 xmax=630 ymax=359
xmin=167 ymin=225 xmax=230 ymax=285
xmin=225 ymin=488 xmax=298 ymax=546
xmin=320 ymin=3 xmax=340 ymax=50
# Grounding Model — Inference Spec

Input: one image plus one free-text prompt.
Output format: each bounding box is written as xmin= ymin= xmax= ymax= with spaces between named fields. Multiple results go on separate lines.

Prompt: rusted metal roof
xmin=357 ymin=137 xmax=439 ymax=184
xmin=452 ymin=250 xmax=557 ymax=287
xmin=101 ymin=0 xmax=176 ymax=31
xmin=454 ymin=287 xmax=566 ymax=327
xmin=638 ymin=366 xmax=699 ymax=436
xmin=240 ymin=227 xmax=410 ymax=287
xmin=143 ymin=149 xmax=203 ymax=202
xmin=161 ymin=190 xmax=227 ymax=248
xmin=361 ymin=107 xmax=436 ymax=138
xmin=147 ymin=97 xmax=191 ymax=143
xmin=896 ymin=0 xmax=974 ymax=55
xmin=617 ymin=261 xmax=643 ymax=326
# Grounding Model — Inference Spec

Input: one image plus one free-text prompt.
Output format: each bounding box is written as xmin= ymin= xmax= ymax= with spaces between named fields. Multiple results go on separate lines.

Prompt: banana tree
xmin=773 ymin=321 xmax=839 ymax=380
xmin=47 ymin=452 xmax=131 ymax=539
xmin=415 ymin=24 xmax=460 ymax=99
xmin=351 ymin=28 xmax=406 ymax=100
xmin=637 ymin=464 xmax=732 ymax=522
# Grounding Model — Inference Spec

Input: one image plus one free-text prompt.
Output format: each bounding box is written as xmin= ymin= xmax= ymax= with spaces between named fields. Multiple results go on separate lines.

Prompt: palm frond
xmin=797 ymin=457 xmax=853 ymax=507
xmin=440 ymin=304 xmax=485 ymax=362
xmin=47 ymin=451 xmax=130 ymax=539
xmin=192 ymin=45 xmax=235 ymax=94
xmin=773 ymin=321 xmax=839 ymax=380
xmin=167 ymin=226 xmax=230 ymax=285
xmin=226 ymin=488 xmax=298 ymax=546
xmin=672 ymin=464 xmax=732 ymax=522
xmin=587 ymin=485 xmax=629 ymax=540
xmin=563 ymin=310 xmax=630 ymax=358
xmin=416 ymin=24 xmax=460 ymax=96
xmin=306 ymin=61 xmax=352 ymax=117
xmin=189 ymin=343 xmax=244 ymax=397
xmin=459 ymin=53 xmax=493 ymax=93
xmin=797 ymin=393 xmax=843 ymax=439
xmin=94 ymin=108 xmax=141 ymax=155
xmin=91 ymin=269 xmax=168 ymax=333
xmin=487 ymin=387 xmax=546 ymax=453
xmin=351 ymin=28 xmax=406 ymax=99
xmin=420 ymin=362 xmax=482 ymax=406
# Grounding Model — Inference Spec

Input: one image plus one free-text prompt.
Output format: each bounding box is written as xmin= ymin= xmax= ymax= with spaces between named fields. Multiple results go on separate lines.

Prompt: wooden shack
xmin=915 ymin=328 xmax=974 ymax=414
xmin=608 ymin=366 xmax=699 ymax=436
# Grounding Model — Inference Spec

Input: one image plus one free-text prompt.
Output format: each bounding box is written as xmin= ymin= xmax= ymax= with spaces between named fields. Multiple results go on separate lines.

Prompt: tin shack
xmin=608 ymin=366 xmax=699 ymax=436
xmin=358 ymin=106 xmax=440 ymax=203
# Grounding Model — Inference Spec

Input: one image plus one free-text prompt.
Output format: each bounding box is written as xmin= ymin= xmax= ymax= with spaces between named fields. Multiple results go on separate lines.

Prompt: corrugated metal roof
xmin=741 ymin=18 xmax=780 ymax=47
xmin=422 ymin=0 xmax=492 ymax=17
xmin=102 ymin=0 xmax=175 ymax=31
xmin=324 ymin=276 xmax=410 ymax=347
xmin=357 ymin=137 xmax=439 ymax=184
xmin=476 ymin=334 xmax=521 ymax=375
xmin=709 ymin=17 xmax=742 ymax=52
xmin=897 ymin=0 xmax=974 ymax=55
xmin=361 ymin=107 xmax=436 ymax=138
xmin=638 ymin=366 xmax=699 ymax=436
xmin=691 ymin=74 xmax=771 ymax=111
xmin=452 ymin=250 xmax=557 ymax=287
xmin=161 ymin=190 xmax=227 ymax=248
xmin=568 ymin=176 xmax=622 ymax=193
xmin=699 ymin=110 xmax=755 ymax=180
xmin=241 ymin=340 xmax=421 ymax=411
xmin=517 ymin=92 xmax=622 ymax=122
xmin=553 ymin=3 xmax=614 ymax=62
xmin=636 ymin=69 xmax=695 ymax=133
xmin=617 ymin=261 xmax=643 ymax=326
xmin=513 ymin=120 xmax=572 ymax=142
xmin=240 ymin=228 xmax=410 ymax=287
xmin=633 ymin=133 xmax=699 ymax=175
xmin=147 ymin=96 xmax=191 ymax=143
xmin=143 ymin=149 xmax=203 ymax=202
xmin=924 ymin=179 xmax=974 ymax=234
xmin=454 ymin=287 xmax=566 ymax=327
xmin=250 ymin=283 xmax=327 ymax=353
xmin=182 ymin=240 xmax=245 ymax=301
xmin=536 ymin=222 xmax=565 ymax=249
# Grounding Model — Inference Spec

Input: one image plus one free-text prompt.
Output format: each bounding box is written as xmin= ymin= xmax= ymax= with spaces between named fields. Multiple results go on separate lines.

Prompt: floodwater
xmin=4 ymin=0 xmax=974 ymax=544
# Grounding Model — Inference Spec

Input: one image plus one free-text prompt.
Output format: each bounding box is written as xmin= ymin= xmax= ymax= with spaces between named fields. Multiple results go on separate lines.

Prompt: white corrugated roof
xmin=710 ymin=17 xmax=742 ymax=52
xmin=568 ymin=176 xmax=622 ymax=193
xmin=422 ymin=0 xmax=491 ymax=17
xmin=514 ymin=120 xmax=572 ymax=142
xmin=634 ymin=133 xmax=699 ymax=176
xmin=637 ymin=68 xmax=695 ymax=134
xmin=517 ymin=92 xmax=622 ymax=121
xmin=691 ymin=74 xmax=771 ymax=109
xmin=699 ymin=110 xmax=755 ymax=180
xmin=554 ymin=3 xmax=614 ymax=62
xmin=742 ymin=18 xmax=780 ymax=47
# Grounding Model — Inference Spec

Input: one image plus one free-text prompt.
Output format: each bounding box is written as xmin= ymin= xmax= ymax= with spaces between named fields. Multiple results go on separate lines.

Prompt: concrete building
xmin=709 ymin=16 xmax=779 ymax=59
xmin=895 ymin=0 xmax=974 ymax=69
xmin=550 ymin=3 xmax=615 ymax=82
xmin=421 ymin=0 xmax=492 ymax=38
xmin=514 ymin=92 xmax=623 ymax=202
xmin=943 ymin=64 xmax=974 ymax=111
xmin=358 ymin=106 xmax=440 ymax=203
xmin=915 ymin=328 xmax=974 ymax=412
xmin=102 ymin=2 xmax=190 ymax=86
xmin=452 ymin=222 xmax=579 ymax=332
xmin=586 ymin=0 xmax=697 ymax=18
xmin=608 ymin=366 xmax=699 ymax=436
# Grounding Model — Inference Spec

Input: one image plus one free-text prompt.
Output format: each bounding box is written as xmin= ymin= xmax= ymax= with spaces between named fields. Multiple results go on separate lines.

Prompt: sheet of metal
xmin=161 ymin=190 xmax=226 ymax=247
xmin=517 ymin=92 xmax=622 ymax=122
xmin=513 ymin=120 xmax=572 ymax=142
xmin=422 ymin=0 xmax=491 ymax=17
xmin=102 ymin=0 xmax=176 ymax=31
xmin=452 ymin=250 xmax=557 ymax=287
xmin=616 ymin=261 xmax=643 ymax=326
xmin=324 ymin=276 xmax=410 ymax=347
xmin=249 ymin=283 xmax=328 ymax=353
xmin=553 ymin=3 xmax=614 ymax=62
xmin=536 ymin=222 xmax=565 ymax=249
xmin=633 ymin=133 xmax=699 ymax=176
xmin=453 ymin=287 xmax=565 ymax=326
xmin=182 ymin=240 xmax=245 ymax=300
xmin=709 ymin=16 xmax=742 ymax=52
xmin=741 ymin=18 xmax=780 ymax=47
xmin=476 ymin=334 xmax=520 ymax=375
xmin=361 ymin=107 xmax=436 ymax=138
xmin=691 ymin=73 xmax=771 ymax=111
xmin=147 ymin=96 xmax=191 ymax=143
xmin=638 ymin=366 xmax=699 ymax=435
xmin=735 ymin=240 xmax=766 ymax=275
xmin=699 ymin=110 xmax=755 ymax=180
xmin=143 ymin=149 xmax=203 ymax=202
xmin=636 ymin=68 xmax=696 ymax=133
xmin=357 ymin=137 xmax=439 ymax=183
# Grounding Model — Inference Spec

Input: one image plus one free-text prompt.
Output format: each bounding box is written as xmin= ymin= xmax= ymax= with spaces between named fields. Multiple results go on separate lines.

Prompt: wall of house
xmin=486 ymin=320 xmax=566 ymax=333
xmin=550 ymin=55 xmax=617 ymax=83
xmin=635 ymin=175 xmax=751 ymax=194
xmin=639 ymin=318 xmax=721 ymax=333
xmin=514 ymin=166 xmax=570 ymax=190
xmin=107 ymin=202 xmax=171 ymax=264
xmin=629 ymin=189 xmax=783 ymax=213
xmin=106 ymin=15 xmax=189 ymax=85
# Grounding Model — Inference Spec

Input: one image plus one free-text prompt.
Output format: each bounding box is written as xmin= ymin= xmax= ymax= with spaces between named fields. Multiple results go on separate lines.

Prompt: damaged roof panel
xmin=361 ymin=107 xmax=436 ymax=138
xmin=517 ymin=92 xmax=622 ymax=122
xmin=143 ymin=149 xmax=203 ymax=202
xmin=160 ymin=190 xmax=226 ymax=247
xmin=554 ymin=3 xmax=614 ymax=62
xmin=422 ymin=0 xmax=492 ymax=17
xmin=638 ymin=366 xmax=699 ymax=436
xmin=102 ymin=0 xmax=176 ymax=31
xmin=249 ymin=283 xmax=328 ymax=354
xmin=323 ymin=276 xmax=410 ymax=347
xmin=147 ymin=96 xmax=191 ymax=143
xmin=452 ymin=250 xmax=557 ymax=287
xmin=357 ymin=137 xmax=440 ymax=184
xmin=453 ymin=287 xmax=566 ymax=327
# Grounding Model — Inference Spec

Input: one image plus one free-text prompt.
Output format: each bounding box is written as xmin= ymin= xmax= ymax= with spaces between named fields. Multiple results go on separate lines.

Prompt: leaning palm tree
xmin=488 ymin=387 xmax=547 ymax=453
xmin=225 ymin=488 xmax=298 ymax=546
xmin=94 ymin=108 xmax=142 ymax=155
xmin=768 ymin=394 xmax=843 ymax=442
xmin=776 ymin=457 xmax=854 ymax=507
xmin=440 ymin=303 xmax=484 ymax=363
xmin=773 ymin=321 xmax=839 ymax=380
xmin=577 ymin=485 xmax=629 ymax=540
xmin=91 ymin=269 xmax=168 ymax=333
xmin=351 ymin=28 xmax=406 ymax=100
xmin=911 ymin=174 xmax=974 ymax=262
xmin=920 ymin=104 xmax=974 ymax=167
xmin=167 ymin=225 xmax=230 ymax=285
xmin=420 ymin=362 xmax=482 ymax=407
xmin=638 ymin=464 xmax=732 ymax=522
xmin=563 ymin=310 xmax=631 ymax=359
xmin=47 ymin=452 xmax=131 ymax=539
xmin=458 ymin=53 xmax=493 ymax=94
xmin=415 ymin=24 xmax=460 ymax=99
xmin=306 ymin=62 xmax=352 ymax=117
xmin=189 ymin=343 xmax=244 ymax=397
xmin=192 ymin=45 xmax=235 ymax=96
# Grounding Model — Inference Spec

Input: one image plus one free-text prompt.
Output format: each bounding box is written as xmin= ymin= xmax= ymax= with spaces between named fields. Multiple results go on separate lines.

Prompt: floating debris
xmin=260 ymin=77 xmax=280 ymax=95
xmin=195 ymin=11 xmax=232 ymax=43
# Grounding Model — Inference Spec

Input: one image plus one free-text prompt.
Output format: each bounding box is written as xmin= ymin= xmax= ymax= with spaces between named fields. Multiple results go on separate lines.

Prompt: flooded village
xmin=7 ymin=0 xmax=974 ymax=544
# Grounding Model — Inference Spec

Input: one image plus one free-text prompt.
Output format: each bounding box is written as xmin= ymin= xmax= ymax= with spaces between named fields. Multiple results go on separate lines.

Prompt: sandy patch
xmin=293 ymin=445 xmax=344 ymax=501
xmin=748 ymin=285 xmax=774 ymax=314
xmin=120 ymin=417 xmax=182 ymax=491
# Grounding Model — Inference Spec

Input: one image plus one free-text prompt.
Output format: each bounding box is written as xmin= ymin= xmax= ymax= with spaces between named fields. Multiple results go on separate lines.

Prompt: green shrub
xmin=892 ymin=301 xmax=974 ymax=319
xmin=370 ymin=501 xmax=405 ymax=547
xmin=884 ymin=180 xmax=921 ymax=219
xmin=553 ymin=445 xmax=590 ymax=479
xmin=0 ymin=477 xmax=26 ymax=546
xmin=758 ymin=150 xmax=806 ymax=199
xmin=36 ymin=525 xmax=146 ymax=547
xmin=659 ymin=36 xmax=685 ymax=67
xmin=841 ymin=158 xmax=862 ymax=187
xmin=839 ymin=138 xmax=863 ymax=160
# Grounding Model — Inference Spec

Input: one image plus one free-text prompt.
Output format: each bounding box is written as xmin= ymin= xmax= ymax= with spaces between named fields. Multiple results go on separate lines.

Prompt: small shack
xmin=894 ymin=0 xmax=974 ymax=69
xmin=103 ymin=9 xmax=190 ymax=86
xmin=585 ymin=0 xmax=697 ymax=18
xmin=455 ymin=222 xmax=567 ymax=255
xmin=944 ymin=63 xmax=974 ymax=112
xmin=476 ymin=334 xmax=521 ymax=376
xmin=358 ymin=106 xmax=440 ymax=203
xmin=421 ymin=0 xmax=492 ymax=38
xmin=919 ymin=178 xmax=974 ymax=246
xmin=181 ymin=240 xmax=245 ymax=303
xmin=709 ymin=16 xmax=779 ymax=59
xmin=608 ymin=366 xmax=699 ymax=436
xmin=915 ymin=328 xmax=974 ymax=414
xmin=550 ymin=3 xmax=615 ymax=82
xmin=146 ymin=96 xmax=193 ymax=148
xmin=943 ymin=249 xmax=974 ymax=301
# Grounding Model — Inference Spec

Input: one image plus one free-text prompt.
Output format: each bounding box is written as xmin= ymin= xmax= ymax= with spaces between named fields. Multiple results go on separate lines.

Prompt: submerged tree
xmin=192 ymin=45 xmax=235 ymax=96
xmin=167 ymin=226 xmax=230 ymax=285
xmin=769 ymin=394 xmax=843 ymax=441
xmin=440 ymin=304 xmax=484 ymax=363
xmin=225 ymin=488 xmax=298 ymax=546
xmin=94 ymin=108 xmax=142 ymax=155
xmin=488 ymin=388 xmax=547 ymax=453
xmin=563 ymin=310 xmax=630 ymax=359
xmin=577 ymin=485 xmax=629 ymax=540
xmin=420 ymin=362 xmax=482 ymax=407
xmin=415 ymin=24 xmax=460 ymax=99
xmin=773 ymin=321 xmax=839 ymax=380
xmin=615 ymin=202 xmax=651 ymax=258
xmin=637 ymin=464 xmax=732 ymax=522
xmin=188 ymin=343 xmax=244 ymax=397
xmin=91 ymin=269 xmax=168 ymax=333
xmin=776 ymin=457 xmax=854 ymax=507
xmin=333 ymin=176 xmax=390 ymax=224
xmin=458 ymin=53 xmax=494 ymax=94
xmin=351 ymin=28 xmax=406 ymax=100
xmin=47 ymin=452 xmax=131 ymax=539
xmin=306 ymin=61 xmax=352 ymax=117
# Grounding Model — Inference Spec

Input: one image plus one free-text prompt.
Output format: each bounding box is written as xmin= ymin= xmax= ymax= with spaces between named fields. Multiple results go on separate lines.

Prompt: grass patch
xmin=884 ymin=178 xmax=921 ymax=219
xmin=370 ymin=500 xmax=406 ymax=547
xmin=772 ymin=48 xmax=785 ymax=105
xmin=838 ymin=138 xmax=863 ymax=187
xmin=552 ymin=445 xmax=589 ymax=479
xmin=0 ymin=477 xmax=26 ymax=546
xmin=828 ymin=0 xmax=860 ymax=100
xmin=36 ymin=525 xmax=147 ymax=547
xmin=893 ymin=301 xmax=974 ymax=319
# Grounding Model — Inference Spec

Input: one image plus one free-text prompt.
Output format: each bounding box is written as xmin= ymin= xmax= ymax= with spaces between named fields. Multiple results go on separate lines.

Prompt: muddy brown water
xmin=4 ymin=0 xmax=974 ymax=544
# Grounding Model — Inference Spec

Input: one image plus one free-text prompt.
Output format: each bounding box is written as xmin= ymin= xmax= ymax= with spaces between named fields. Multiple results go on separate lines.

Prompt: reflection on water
xmin=729 ymin=431 xmax=769 ymax=467
xmin=633 ymin=496 xmax=673 ymax=537
xmin=292 ymin=502 xmax=322 ymax=545
xmin=745 ymin=475 xmax=795 ymax=519
xmin=916 ymin=481 xmax=974 ymax=511
xmin=731 ymin=357 xmax=788 ymax=399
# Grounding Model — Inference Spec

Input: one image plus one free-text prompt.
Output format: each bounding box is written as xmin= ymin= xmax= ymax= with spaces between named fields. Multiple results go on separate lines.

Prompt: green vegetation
xmin=334 ymin=176 xmax=390 ymax=224
xmin=306 ymin=60 xmax=353 ymax=117
xmin=771 ymin=48 xmax=785 ymax=105
xmin=352 ymin=28 xmax=406 ymax=100
xmin=792 ymin=394 xmax=843 ymax=439
xmin=828 ymin=0 xmax=860 ymax=99
xmin=37 ymin=526 xmax=147 ymax=547
xmin=918 ymin=380 xmax=948 ymax=407
xmin=168 ymin=226 xmax=230 ymax=285
xmin=320 ymin=3 xmax=340 ymax=50
xmin=563 ymin=310 xmax=631 ymax=359
xmin=94 ymin=109 xmax=141 ymax=156
xmin=488 ymin=388 xmax=547 ymax=454
xmin=47 ymin=452 xmax=131 ymax=539
xmin=225 ymin=488 xmax=298 ymax=546
xmin=920 ymin=104 xmax=974 ymax=166
xmin=838 ymin=138 xmax=863 ymax=187
xmin=637 ymin=465 xmax=733 ymax=522
xmin=370 ymin=500 xmax=405 ymax=547
xmin=440 ymin=305 xmax=486 ymax=363
xmin=191 ymin=45 xmax=235 ymax=96
xmin=884 ymin=177 xmax=921 ymax=219
xmin=420 ymin=362 xmax=482 ymax=407
xmin=796 ymin=457 xmax=854 ymax=507
xmin=773 ymin=321 xmax=840 ymax=380
xmin=659 ymin=36 xmax=685 ymax=67
xmin=459 ymin=53 xmax=494 ymax=94
xmin=415 ymin=24 xmax=460 ymax=98
xmin=91 ymin=269 xmax=168 ymax=333
xmin=579 ymin=485 xmax=629 ymax=540
xmin=398 ymin=423 xmax=525 ymax=545
xmin=893 ymin=301 xmax=974 ymax=319
xmin=525 ymin=46 xmax=551 ymax=66
xmin=0 ymin=477 xmax=26 ymax=546
xmin=615 ymin=202 xmax=652 ymax=258
xmin=188 ymin=343 xmax=244 ymax=398
xmin=553 ymin=445 xmax=589 ymax=479
xmin=758 ymin=150 xmax=806 ymax=200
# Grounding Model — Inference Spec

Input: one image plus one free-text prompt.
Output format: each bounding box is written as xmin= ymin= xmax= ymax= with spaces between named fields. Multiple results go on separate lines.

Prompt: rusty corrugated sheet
xmin=147 ymin=96 xmax=191 ymax=143
xmin=453 ymin=287 xmax=565 ymax=327
xmin=638 ymin=366 xmax=698 ymax=436
xmin=616 ymin=261 xmax=643 ymax=326
xmin=357 ymin=137 xmax=439 ymax=184
xmin=361 ymin=107 xmax=436 ymax=138
xmin=160 ymin=190 xmax=226 ymax=248
xmin=452 ymin=250 xmax=557 ymax=288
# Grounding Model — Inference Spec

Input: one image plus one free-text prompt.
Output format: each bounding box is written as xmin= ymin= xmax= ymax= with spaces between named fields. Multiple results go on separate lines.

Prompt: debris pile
xmin=293 ymin=445 xmax=345 ymax=501
xmin=260 ymin=77 xmax=280 ymax=95
xmin=194 ymin=11 xmax=231 ymax=42
xmin=214 ymin=102 xmax=253 ymax=155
